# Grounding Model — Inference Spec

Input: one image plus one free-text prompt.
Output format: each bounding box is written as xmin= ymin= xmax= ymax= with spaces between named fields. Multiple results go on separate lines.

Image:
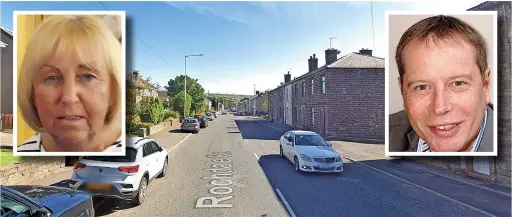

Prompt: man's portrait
xmin=386 ymin=12 xmax=497 ymax=155
xmin=14 ymin=11 xmax=126 ymax=155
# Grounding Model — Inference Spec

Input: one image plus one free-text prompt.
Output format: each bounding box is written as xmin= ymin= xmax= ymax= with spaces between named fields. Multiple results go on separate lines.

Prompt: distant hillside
xmin=206 ymin=93 xmax=253 ymax=108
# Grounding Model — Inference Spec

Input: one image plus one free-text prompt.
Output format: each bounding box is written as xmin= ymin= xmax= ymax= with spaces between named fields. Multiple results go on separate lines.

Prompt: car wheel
xmin=158 ymin=157 xmax=168 ymax=178
xmin=279 ymin=146 xmax=284 ymax=158
xmin=294 ymin=157 xmax=300 ymax=172
xmin=133 ymin=177 xmax=148 ymax=206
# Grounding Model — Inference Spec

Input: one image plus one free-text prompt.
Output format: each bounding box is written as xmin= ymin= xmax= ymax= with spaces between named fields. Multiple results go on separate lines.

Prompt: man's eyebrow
xmin=406 ymin=79 xmax=428 ymax=88
xmin=446 ymin=74 xmax=475 ymax=81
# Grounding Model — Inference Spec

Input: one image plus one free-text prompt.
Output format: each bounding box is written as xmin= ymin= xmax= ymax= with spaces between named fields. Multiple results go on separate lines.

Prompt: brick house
xmin=409 ymin=1 xmax=511 ymax=187
xmin=287 ymin=47 xmax=384 ymax=142
xmin=0 ymin=27 xmax=13 ymax=115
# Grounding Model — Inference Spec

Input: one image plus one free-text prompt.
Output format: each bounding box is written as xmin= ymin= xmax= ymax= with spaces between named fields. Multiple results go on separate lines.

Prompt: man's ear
xmin=398 ymin=76 xmax=403 ymax=95
xmin=483 ymin=68 xmax=491 ymax=104
xmin=102 ymin=15 xmax=122 ymax=42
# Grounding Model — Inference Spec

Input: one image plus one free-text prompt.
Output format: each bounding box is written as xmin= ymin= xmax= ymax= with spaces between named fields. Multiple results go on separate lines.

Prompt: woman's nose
xmin=60 ymin=79 xmax=80 ymax=104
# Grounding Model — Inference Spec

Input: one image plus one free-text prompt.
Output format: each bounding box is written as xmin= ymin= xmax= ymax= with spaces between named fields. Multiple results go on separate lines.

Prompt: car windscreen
xmin=294 ymin=135 xmax=328 ymax=146
xmin=83 ymin=147 xmax=138 ymax=162
xmin=185 ymin=119 xmax=198 ymax=123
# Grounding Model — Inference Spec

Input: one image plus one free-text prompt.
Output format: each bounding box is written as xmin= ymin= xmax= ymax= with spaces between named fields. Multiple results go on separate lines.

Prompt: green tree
xmin=172 ymin=91 xmax=192 ymax=117
xmin=261 ymin=91 xmax=269 ymax=112
xmin=165 ymin=75 xmax=206 ymax=114
xmin=126 ymin=77 xmax=138 ymax=133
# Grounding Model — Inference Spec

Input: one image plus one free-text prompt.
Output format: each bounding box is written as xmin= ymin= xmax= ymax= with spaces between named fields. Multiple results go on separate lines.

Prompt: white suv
xmin=69 ymin=137 xmax=168 ymax=206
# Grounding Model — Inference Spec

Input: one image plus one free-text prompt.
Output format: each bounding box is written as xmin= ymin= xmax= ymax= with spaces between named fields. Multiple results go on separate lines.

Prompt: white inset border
xmin=13 ymin=10 xmax=127 ymax=156
xmin=385 ymin=11 xmax=498 ymax=157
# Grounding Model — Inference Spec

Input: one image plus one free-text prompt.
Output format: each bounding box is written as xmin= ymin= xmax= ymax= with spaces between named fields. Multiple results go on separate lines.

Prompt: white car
xmin=69 ymin=137 xmax=169 ymax=206
xmin=279 ymin=130 xmax=343 ymax=173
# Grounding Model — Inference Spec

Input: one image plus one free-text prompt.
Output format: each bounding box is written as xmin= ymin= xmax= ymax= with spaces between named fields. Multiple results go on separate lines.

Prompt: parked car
xmin=69 ymin=137 xmax=169 ymax=206
xmin=181 ymin=118 xmax=200 ymax=133
xmin=205 ymin=112 xmax=214 ymax=121
xmin=279 ymin=130 xmax=343 ymax=173
xmin=195 ymin=115 xmax=209 ymax=128
xmin=1 ymin=185 xmax=94 ymax=217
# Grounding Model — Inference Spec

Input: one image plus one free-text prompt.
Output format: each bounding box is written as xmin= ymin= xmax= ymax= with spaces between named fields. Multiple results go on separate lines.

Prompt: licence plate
xmin=86 ymin=183 xmax=111 ymax=191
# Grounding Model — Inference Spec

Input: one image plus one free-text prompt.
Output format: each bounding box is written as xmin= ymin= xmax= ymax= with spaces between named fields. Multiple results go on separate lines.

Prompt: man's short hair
xmin=18 ymin=15 xmax=122 ymax=132
xmin=395 ymin=15 xmax=488 ymax=82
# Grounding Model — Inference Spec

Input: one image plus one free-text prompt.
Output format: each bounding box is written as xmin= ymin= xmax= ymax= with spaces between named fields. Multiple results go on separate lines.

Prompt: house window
xmin=295 ymin=84 xmax=299 ymax=97
xmin=322 ymin=76 xmax=326 ymax=94
xmin=311 ymin=79 xmax=314 ymax=95
xmin=312 ymin=108 xmax=315 ymax=124
xmin=302 ymin=81 xmax=305 ymax=97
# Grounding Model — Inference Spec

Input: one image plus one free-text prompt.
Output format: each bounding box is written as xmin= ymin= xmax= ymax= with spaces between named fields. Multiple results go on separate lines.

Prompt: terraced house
xmin=269 ymin=47 xmax=385 ymax=142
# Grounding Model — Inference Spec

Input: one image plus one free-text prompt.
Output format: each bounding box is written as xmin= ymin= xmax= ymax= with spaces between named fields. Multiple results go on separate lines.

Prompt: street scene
xmin=0 ymin=1 xmax=511 ymax=217
xmin=23 ymin=114 xmax=512 ymax=217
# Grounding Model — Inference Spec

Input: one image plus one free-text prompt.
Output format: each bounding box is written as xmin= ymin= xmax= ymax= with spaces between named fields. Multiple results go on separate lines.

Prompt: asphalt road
xmin=92 ymin=114 xmax=510 ymax=217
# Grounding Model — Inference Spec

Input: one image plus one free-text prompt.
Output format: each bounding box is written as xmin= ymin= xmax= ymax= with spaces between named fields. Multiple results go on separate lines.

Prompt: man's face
xmin=399 ymin=37 xmax=490 ymax=152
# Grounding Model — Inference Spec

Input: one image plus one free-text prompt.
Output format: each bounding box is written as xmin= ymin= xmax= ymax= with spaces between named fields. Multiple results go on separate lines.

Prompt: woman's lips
xmin=428 ymin=122 xmax=462 ymax=138
xmin=55 ymin=115 xmax=86 ymax=127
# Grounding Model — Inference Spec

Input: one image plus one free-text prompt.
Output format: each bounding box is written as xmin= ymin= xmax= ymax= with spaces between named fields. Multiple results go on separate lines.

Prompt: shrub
xmin=139 ymin=97 xmax=165 ymax=124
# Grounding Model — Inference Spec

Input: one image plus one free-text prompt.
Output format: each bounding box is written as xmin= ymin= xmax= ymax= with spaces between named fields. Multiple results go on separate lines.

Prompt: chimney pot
xmin=308 ymin=53 xmax=319 ymax=72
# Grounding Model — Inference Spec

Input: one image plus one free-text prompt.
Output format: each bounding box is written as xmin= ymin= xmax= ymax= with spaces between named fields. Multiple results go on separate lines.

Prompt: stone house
xmin=288 ymin=47 xmax=385 ymax=142
xmin=127 ymin=71 xmax=159 ymax=104
xmin=248 ymin=91 xmax=265 ymax=115
xmin=0 ymin=27 xmax=13 ymax=115
xmin=269 ymin=72 xmax=292 ymax=124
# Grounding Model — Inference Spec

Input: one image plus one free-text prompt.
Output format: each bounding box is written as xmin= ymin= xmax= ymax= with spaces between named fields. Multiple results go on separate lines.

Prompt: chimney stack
xmin=325 ymin=48 xmax=340 ymax=65
xmin=359 ymin=48 xmax=373 ymax=56
xmin=308 ymin=54 xmax=318 ymax=72
xmin=284 ymin=71 xmax=291 ymax=83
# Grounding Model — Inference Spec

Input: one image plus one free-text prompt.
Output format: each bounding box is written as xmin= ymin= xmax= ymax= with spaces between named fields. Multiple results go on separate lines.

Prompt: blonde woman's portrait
xmin=14 ymin=12 xmax=125 ymax=154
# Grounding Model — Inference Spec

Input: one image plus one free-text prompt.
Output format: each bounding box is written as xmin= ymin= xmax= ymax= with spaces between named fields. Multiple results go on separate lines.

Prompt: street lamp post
xmin=184 ymin=54 xmax=203 ymax=119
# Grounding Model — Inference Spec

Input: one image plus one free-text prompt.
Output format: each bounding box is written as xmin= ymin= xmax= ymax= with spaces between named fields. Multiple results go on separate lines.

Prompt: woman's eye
xmin=81 ymin=74 xmax=96 ymax=81
xmin=44 ymin=75 xmax=59 ymax=82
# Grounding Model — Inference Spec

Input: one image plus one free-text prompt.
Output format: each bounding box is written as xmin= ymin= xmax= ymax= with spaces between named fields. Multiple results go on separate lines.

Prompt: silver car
xmin=279 ymin=130 xmax=343 ymax=173
xmin=181 ymin=118 xmax=200 ymax=133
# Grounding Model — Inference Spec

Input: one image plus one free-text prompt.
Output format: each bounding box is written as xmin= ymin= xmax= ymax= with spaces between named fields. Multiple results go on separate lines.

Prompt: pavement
xmin=0 ymin=131 xmax=13 ymax=147
xmin=29 ymin=115 xmax=511 ymax=217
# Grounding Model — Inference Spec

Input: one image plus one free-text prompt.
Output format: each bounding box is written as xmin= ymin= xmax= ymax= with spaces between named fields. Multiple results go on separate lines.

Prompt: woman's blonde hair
xmin=18 ymin=15 xmax=122 ymax=132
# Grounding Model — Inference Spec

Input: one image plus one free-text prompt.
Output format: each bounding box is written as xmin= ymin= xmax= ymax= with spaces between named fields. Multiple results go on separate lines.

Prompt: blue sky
xmin=1 ymin=1 xmax=482 ymax=95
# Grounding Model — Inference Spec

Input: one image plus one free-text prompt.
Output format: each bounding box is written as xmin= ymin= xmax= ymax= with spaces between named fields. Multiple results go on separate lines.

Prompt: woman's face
xmin=33 ymin=48 xmax=111 ymax=147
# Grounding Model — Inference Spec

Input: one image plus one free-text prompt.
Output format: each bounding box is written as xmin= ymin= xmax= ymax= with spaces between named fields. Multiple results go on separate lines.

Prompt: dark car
xmin=1 ymin=185 xmax=94 ymax=217
xmin=195 ymin=115 xmax=209 ymax=128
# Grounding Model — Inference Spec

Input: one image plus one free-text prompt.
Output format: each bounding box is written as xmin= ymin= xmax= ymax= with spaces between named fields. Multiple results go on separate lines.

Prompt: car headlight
xmin=300 ymin=154 xmax=312 ymax=162
xmin=335 ymin=156 xmax=342 ymax=162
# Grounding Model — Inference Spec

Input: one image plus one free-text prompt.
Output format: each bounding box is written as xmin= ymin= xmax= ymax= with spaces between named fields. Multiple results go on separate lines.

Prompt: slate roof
xmin=0 ymin=27 xmax=13 ymax=48
xmin=328 ymin=52 xmax=385 ymax=68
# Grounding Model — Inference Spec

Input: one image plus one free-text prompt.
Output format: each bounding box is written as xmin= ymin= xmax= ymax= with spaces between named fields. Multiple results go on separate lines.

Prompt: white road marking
xmin=245 ymin=139 xmax=248 ymax=143
xmin=276 ymin=188 xmax=297 ymax=217
xmin=344 ymin=157 xmax=497 ymax=217
xmin=168 ymin=134 xmax=192 ymax=153
xmin=253 ymin=153 xmax=259 ymax=161
xmin=256 ymin=120 xmax=285 ymax=133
